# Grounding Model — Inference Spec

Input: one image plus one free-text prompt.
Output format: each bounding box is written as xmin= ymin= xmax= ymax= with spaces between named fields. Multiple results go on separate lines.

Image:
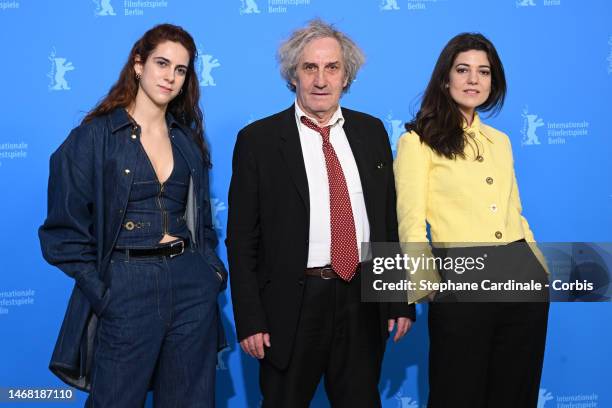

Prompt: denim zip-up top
xmin=115 ymin=140 xmax=191 ymax=248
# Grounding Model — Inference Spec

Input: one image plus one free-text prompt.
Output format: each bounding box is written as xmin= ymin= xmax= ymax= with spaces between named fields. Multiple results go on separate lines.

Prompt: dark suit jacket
xmin=226 ymin=105 xmax=415 ymax=370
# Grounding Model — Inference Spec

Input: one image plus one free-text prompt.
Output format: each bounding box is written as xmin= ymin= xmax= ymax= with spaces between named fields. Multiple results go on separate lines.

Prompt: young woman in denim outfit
xmin=39 ymin=24 xmax=227 ymax=407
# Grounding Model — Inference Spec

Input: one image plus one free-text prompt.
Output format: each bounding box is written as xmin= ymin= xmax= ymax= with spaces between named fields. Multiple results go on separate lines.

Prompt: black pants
xmin=428 ymin=301 xmax=549 ymax=408
xmin=259 ymin=273 xmax=384 ymax=408
xmin=428 ymin=242 xmax=550 ymax=407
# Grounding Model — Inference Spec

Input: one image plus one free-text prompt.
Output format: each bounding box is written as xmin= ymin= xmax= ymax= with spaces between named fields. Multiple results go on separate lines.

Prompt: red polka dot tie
xmin=301 ymin=116 xmax=359 ymax=282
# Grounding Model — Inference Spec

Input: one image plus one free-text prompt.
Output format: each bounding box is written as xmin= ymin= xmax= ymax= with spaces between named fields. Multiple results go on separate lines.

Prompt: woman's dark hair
xmin=406 ymin=33 xmax=506 ymax=159
xmin=84 ymin=23 xmax=208 ymax=163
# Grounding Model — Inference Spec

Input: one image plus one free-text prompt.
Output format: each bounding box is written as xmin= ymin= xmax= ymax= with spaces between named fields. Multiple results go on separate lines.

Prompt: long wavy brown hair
xmin=84 ymin=23 xmax=209 ymax=164
xmin=406 ymin=33 xmax=506 ymax=160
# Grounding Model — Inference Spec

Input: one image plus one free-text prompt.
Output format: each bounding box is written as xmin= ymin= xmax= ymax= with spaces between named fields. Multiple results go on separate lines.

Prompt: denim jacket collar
xmin=109 ymin=107 xmax=180 ymax=134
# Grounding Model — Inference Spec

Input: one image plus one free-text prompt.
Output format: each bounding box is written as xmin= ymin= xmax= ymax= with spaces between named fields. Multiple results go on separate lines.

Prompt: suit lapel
xmin=279 ymin=106 xmax=310 ymax=214
xmin=342 ymin=109 xmax=375 ymax=229
xmin=276 ymin=106 xmax=378 ymax=230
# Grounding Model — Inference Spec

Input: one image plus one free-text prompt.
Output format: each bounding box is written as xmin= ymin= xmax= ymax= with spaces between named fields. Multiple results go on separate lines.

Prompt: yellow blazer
xmin=394 ymin=113 xmax=547 ymax=302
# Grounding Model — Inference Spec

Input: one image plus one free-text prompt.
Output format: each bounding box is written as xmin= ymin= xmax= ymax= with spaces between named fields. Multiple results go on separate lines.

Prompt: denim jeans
xmin=86 ymin=248 xmax=221 ymax=407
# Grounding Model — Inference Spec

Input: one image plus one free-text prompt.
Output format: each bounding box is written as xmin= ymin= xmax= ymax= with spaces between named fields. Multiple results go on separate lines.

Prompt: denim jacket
xmin=39 ymin=107 xmax=227 ymax=391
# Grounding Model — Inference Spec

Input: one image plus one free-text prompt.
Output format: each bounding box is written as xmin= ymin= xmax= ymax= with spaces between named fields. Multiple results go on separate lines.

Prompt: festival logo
xmin=0 ymin=141 xmax=28 ymax=167
xmin=537 ymin=388 xmax=554 ymax=408
xmin=216 ymin=347 xmax=230 ymax=370
xmin=0 ymin=289 xmax=36 ymax=316
xmin=520 ymin=105 xmax=590 ymax=146
xmin=211 ymin=198 xmax=227 ymax=231
xmin=380 ymin=0 xmax=400 ymax=11
xmin=379 ymin=0 xmax=445 ymax=12
xmin=93 ymin=0 xmax=116 ymax=16
xmin=516 ymin=0 xmax=536 ymax=7
xmin=394 ymin=389 xmax=419 ymax=408
xmin=198 ymin=48 xmax=221 ymax=87
xmin=516 ymin=0 xmax=560 ymax=7
xmin=240 ymin=0 xmax=261 ymax=14
xmin=538 ymin=387 xmax=599 ymax=407
xmin=385 ymin=112 xmax=405 ymax=154
xmin=520 ymin=106 xmax=544 ymax=146
xmin=48 ymin=48 xmax=75 ymax=91
xmin=239 ymin=0 xmax=310 ymax=15
xmin=94 ymin=0 xmax=170 ymax=17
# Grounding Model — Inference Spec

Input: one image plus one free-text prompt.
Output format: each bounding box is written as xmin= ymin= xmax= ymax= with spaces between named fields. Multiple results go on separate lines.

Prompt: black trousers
xmin=427 ymin=302 xmax=549 ymax=408
xmin=259 ymin=273 xmax=384 ymax=408
xmin=427 ymin=241 xmax=550 ymax=408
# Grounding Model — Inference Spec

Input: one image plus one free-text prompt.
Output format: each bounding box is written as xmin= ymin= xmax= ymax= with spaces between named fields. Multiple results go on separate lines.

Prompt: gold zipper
xmin=158 ymin=182 xmax=168 ymax=235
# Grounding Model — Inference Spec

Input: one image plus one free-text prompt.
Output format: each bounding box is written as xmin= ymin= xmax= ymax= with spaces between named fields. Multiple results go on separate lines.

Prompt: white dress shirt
xmin=294 ymin=102 xmax=370 ymax=268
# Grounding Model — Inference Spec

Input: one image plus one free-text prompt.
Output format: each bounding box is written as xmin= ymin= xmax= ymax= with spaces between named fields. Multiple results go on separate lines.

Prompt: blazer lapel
xmin=279 ymin=106 xmax=310 ymax=214
xmin=342 ymin=109 xmax=375 ymax=228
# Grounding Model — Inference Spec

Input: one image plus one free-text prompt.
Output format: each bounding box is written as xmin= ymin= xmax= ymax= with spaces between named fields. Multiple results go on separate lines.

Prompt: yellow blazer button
xmin=486 ymin=177 xmax=494 ymax=185
xmin=495 ymin=231 xmax=503 ymax=239
xmin=125 ymin=221 xmax=135 ymax=231
xmin=477 ymin=155 xmax=484 ymax=162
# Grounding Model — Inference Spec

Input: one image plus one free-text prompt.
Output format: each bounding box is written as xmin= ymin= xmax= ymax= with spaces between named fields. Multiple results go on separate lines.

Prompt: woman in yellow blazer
xmin=394 ymin=33 xmax=549 ymax=408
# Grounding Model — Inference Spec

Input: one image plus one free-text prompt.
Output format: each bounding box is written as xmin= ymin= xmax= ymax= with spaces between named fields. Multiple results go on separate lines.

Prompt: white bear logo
xmin=48 ymin=49 xmax=75 ymax=91
xmin=240 ymin=0 xmax=261 ymax=14
xmin=537 ymin=388 xmax=554 ymax=408
xmin=94 ymin=0 xmax=116 ymax=16
xmin=381 ymin=0 xmax=400 ymax=11
xmin=386 ymin=113 xmax=405 ymax=153
xmin=394 ymin=390 xmax=419 ymax=408
xmin=199 ymin=54 xmax=221 ymax=87
xmin=521 ymin=106 xmax=545 ymax=146
xmin=516 ymin=0 xmax=536 ymax=6
xmin=211 ymin=198 xmax=227 ymax=231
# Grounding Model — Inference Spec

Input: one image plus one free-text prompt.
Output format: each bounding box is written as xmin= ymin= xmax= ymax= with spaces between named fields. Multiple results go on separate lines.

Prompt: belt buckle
xmin=169 ymin=240 xmax=185 ymax=258
xmin=320 ymin=266 xmax=334 ymax=280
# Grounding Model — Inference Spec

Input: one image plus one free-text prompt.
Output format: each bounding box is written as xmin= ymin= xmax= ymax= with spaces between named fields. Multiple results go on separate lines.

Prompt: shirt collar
xmin=109 ymin=107 xmax=180 ymax=134
xmin=294 ymin=100 xmax=344 ymax=130
xmin=463 ymin=112 xmax=494 ymax=143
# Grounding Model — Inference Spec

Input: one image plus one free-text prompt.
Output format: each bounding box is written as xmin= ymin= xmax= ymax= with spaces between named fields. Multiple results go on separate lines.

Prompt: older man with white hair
xmin=227 ymin=19 xmax=415 ymax=407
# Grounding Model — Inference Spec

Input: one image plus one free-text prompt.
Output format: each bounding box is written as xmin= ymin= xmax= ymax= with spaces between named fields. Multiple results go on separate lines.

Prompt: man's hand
xmin=240 ymin=332 xmax=271 ymax=359
xmin=388 ymin=317 xmax=413 ymax=343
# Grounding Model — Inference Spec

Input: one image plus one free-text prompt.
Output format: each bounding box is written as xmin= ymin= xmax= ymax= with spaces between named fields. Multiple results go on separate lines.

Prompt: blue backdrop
xmin=1 ymin=0 xmax=611 ymax=407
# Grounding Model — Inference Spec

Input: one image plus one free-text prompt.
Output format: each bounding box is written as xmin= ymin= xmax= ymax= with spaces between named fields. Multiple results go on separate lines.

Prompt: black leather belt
xmin=116 ymin=238 xmax=189 ymax=259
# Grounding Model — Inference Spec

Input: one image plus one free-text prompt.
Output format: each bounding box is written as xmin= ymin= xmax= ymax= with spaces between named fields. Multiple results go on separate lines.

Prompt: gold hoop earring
xmin=179 ymin=88 xmax=183 ymax=95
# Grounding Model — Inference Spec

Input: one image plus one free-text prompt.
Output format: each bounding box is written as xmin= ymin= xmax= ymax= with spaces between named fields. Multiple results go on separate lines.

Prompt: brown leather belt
xmin=305 ymin=266 xmax=339 ymax=280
